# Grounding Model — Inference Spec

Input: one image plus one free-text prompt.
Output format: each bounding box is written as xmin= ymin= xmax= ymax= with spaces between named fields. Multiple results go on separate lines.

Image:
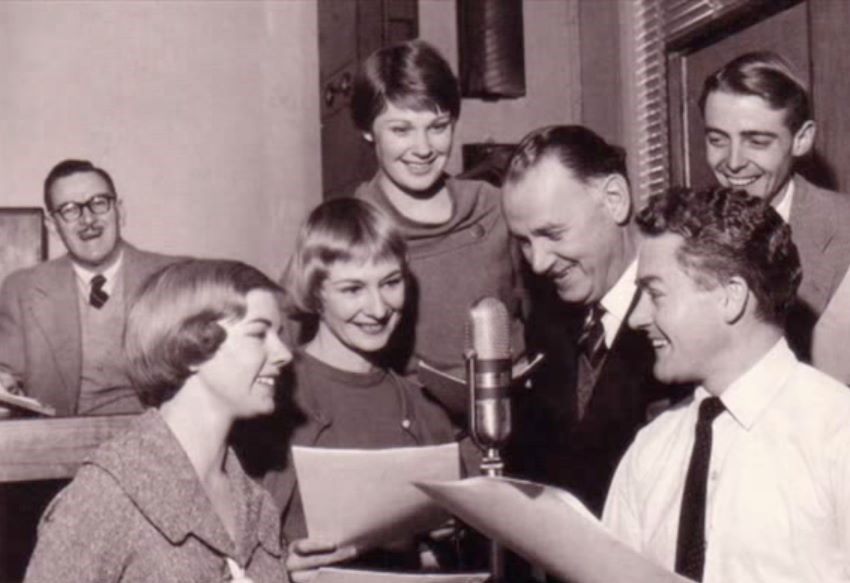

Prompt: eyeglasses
xmin=51 ymin=194 xmax=116 ymax=223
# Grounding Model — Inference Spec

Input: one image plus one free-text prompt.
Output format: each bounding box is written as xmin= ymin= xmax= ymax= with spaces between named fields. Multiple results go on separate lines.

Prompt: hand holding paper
xmin=293 ymin=443 xmax=461 ymax=549
xmin=313 ymin=567 xmax=490 ymax=583
xmin=286 ymin=539 xmax=359 ymax=583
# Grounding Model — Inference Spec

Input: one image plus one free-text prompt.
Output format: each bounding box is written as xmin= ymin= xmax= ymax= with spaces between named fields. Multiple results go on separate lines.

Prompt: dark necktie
xmin=578 ymin=303 xmax=607 ymax=368
xmin=576 ymin=303 xmax=607 ymax=419
xmin=675 ymin=396 xmax=725 ymax=581
xmin=89 ymin=274 xmax=109 ymax=309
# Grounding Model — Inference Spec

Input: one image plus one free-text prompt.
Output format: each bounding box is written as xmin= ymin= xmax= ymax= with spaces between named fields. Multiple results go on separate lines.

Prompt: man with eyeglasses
xmin=0 ymin=159 xmax=179 ymax=416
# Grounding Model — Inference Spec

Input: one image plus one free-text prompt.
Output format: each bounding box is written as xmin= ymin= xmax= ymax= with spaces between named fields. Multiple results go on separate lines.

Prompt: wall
xmin=0 ymin=0 xmax=321 ymax=278
xmin=418 ymin=0 xmax=582 ymax=174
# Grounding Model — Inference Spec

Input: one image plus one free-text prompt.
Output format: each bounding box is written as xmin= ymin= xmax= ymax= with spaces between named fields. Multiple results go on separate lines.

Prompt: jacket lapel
xmin=574 ymin=291 xmax=648 ymax=436
xmin=28 ymin=258 xmax=81 ymax=413
xmin=790 ymin=175 xmax=832 ymax=314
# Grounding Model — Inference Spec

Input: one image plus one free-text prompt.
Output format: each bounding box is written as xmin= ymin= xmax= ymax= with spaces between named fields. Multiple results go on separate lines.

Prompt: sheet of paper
xmin=293 ymin=443 xmax=461 ymax=548
xmin=0 ymin=390 xmax=55 ymax=416
xmin=416 ymin=477 xmax=691 ymax=583
xmin=314 ymin=567 xmax=490 ymax=583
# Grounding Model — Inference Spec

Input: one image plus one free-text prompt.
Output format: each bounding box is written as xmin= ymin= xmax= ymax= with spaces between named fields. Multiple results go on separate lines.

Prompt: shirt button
xmin=471 ymin=225 xmax=485 ymax=239
xmin=401 ymin=419 xmax=412 ymax=430
xmin=710 ymin=471 xmax=719 ymax=481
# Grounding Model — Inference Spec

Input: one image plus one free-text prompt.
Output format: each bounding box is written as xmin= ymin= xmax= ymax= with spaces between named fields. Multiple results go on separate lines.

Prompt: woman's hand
xmin=285 ymin=538 xmax=358 ymax=583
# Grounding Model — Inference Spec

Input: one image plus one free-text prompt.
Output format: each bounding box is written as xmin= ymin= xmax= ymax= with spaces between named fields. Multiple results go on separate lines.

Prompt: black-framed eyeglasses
xmin=52 ymin=194 xmax=116 ymax=223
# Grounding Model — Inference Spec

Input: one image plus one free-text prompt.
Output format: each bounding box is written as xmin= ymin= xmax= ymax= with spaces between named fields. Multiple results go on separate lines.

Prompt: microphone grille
xmin=466 ymin=297 xmax=511 ymax=360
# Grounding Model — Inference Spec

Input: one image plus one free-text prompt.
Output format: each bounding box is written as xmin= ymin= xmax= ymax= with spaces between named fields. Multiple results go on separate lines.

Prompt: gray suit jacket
xmin=786 ymin=175 xmax=850 ymax=360
xmin=0 ymin=242 xmax=179 ymax=415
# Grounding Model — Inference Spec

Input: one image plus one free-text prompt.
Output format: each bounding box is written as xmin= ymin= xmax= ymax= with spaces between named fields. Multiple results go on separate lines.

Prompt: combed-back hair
xmin=283 ymin=197 xmax=407 ymax=317
xmin=505 ymin=125 xmax=628 ymax=186
xmin=44 ymin=159 xmax=117 ymax=210
xmin=636 ymin=186 xmax=801 ymax=326
xmin=125 ymin=259 xmax=283 ymax=407
xmin=351 ymin=39 xmax=461 ymax=132
xmin=698 ymin=51 xmax=811 ymax=133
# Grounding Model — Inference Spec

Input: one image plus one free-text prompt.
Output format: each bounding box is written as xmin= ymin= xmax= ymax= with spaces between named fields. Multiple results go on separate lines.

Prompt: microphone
xmin=466 ymin=297 xmax=513 ymax=450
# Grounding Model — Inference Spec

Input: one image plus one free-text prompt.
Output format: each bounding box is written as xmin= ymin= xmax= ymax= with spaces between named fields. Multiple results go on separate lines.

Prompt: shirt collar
xmin=599 ymin=259 xmax=638 ymax=347
xmin=695 ymin=337 xmax=798 ymax=430
xmin=72 ymin=249 xmax=124 ymax=296
xmin=772 ymin=179 xmax=795 ymax=223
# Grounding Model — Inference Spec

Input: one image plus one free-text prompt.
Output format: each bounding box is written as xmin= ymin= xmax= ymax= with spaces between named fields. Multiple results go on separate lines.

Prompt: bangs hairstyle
xmin=636 ymin=186 xmax=801 ymax=326
xmin=351 ymin=39 xmax=461 ymax=132
xmin=283 ymin=198 xmax=407 ymax=317
xmin=505 ymin=125 xmax=628 ymax=186
xmin=125 ymin=259 xmax=282 ymax=407
xmin=698 ymin=51 xmax=810 ymax=133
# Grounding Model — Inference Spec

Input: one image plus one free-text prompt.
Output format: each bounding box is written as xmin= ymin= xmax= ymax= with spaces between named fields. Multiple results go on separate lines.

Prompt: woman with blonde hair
xmin=26 ymin=259 xmax=293 ymax=582
xmin=267 ymin=197 xmax=456 ymax=582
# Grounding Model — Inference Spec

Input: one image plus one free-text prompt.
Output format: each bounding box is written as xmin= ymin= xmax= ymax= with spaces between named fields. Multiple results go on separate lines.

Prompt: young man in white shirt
xmin=603 ymin=186 xmax=850 ymax=582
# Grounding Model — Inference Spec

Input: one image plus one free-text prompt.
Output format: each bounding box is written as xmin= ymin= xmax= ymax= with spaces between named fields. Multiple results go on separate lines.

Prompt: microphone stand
xmin=466 ymin=351 xmax=506 ymax=583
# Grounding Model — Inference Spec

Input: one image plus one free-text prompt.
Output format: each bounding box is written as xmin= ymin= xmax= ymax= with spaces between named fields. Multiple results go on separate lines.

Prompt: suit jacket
xmin=509 ymin=283 xmax=683 ymax=516
xmin=0 ymin=242 xmax=179 ymax=415
xmin=787 ymin=175 xmax=850 ymax=360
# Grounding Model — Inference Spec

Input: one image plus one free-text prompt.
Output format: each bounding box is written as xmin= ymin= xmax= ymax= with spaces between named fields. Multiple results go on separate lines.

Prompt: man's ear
xmin=792 ymin=120 xmax=816 ymax=157
xmin=117 ymin=198 xmax=127 ymax=228
xmin=721 ymin=275 xmax=749 ymax=324
xmin=44 ymin=213 xmax=58 ymax=237
xmin=600 ymin=174 xmax=633 ymax=225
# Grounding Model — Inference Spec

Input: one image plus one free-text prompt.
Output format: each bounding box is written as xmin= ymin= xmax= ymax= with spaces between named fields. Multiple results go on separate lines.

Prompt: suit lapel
xmin=29 ymin=258 xmax=82 ymax=413
xmin=575 ymin=291 xmax=649 ymax=434
xmin=790 ymin=176 xmax=832 ymax=314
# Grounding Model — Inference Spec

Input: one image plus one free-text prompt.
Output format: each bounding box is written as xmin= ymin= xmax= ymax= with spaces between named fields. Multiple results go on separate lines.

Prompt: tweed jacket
xmin=354 ymin=176 xmax=526 ymax=395
xmin=0 ymin=242 xmax=179 ymax=415
xmin=786 ymin=175 xmax=850 ymax=360
xmin=25 ymin=409 xmax=288 ymax=583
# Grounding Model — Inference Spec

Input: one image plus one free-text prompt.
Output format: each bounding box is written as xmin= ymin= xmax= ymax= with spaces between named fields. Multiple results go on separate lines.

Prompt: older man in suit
xmin=0 ymin=159 xmax=178 ymax=416
xmin=700 ymin=51 xmax=850 ymax=367
xmin=502 ymin=126 xmax=683 ymax=516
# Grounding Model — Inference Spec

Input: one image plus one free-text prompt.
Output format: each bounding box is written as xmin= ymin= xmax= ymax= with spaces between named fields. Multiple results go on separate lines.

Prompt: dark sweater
xmin=354 ymin=176 xmax=526 ymax=390
xmin=271 ymin=350 xmax=457 ymax=544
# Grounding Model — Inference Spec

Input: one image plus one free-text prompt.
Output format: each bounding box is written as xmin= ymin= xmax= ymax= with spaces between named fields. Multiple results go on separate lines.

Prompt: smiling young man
xmin=501 ymin=125 xmax=683 ymax=516
xmin=603 ymin=186 xmax=850 ymax=583
xmin=700 ymin=51 xmax=850 ymax=366
xmin=0 ymin=159 xmax=179 ymax=415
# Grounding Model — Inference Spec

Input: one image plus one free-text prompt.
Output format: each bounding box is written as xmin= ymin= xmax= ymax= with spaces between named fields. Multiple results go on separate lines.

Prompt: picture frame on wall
xmin=0 ymin=208 xmax=46 ymax=286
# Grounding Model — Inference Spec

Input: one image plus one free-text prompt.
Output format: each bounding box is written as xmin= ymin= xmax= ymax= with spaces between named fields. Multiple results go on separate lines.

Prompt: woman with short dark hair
xmin=351 ymin=39 xmax=526 ymax=417
xmin=26 ymin=259 xmax=293 ymax=582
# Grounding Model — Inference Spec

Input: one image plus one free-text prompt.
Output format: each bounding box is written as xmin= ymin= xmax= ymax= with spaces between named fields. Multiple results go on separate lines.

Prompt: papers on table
xmin=314 ymin=567 xmax=490 ymax=583
xmin=0 ymin=390 xmax=55 ymax=416
xmin=416 ymin=476 xmax=690 ymax=583
xmin=293 ymin=443 xmax=460 ymax=548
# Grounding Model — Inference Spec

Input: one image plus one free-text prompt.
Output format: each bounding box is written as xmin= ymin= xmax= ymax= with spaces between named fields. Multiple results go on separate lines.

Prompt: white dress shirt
xmin=72 ymin=251 xmax=124 ymax=298
xmin=599 ymin=259 xmax=637 ymax=348
xmin=773 ymin=179 xmax=794 ymax=223
xmin=603 ymin=338 xmax=850 ymax=582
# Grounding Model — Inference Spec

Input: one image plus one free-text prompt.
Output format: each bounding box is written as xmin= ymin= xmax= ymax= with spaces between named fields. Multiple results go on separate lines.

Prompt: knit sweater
xmin=355 ymin=176 xmax=526 ymax=412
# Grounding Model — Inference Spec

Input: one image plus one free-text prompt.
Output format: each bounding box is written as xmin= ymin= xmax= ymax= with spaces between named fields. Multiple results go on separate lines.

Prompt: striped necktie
xmin=575 ymin=303 xmax=607 ymax=419
xmin=578 ymin=303 xmax=607 ymax=369
xmin=89 ymin=274 xmax=109 ymax=309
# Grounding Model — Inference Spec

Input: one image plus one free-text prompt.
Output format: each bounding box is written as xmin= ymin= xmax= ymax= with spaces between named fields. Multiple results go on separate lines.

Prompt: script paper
xmin=314 ymin=568 xmax=490 ymax=583
xmin=416 ymin=477 xmax=690 ymax=583
xmin=293 ymin=443 xmax=460 ymax=547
